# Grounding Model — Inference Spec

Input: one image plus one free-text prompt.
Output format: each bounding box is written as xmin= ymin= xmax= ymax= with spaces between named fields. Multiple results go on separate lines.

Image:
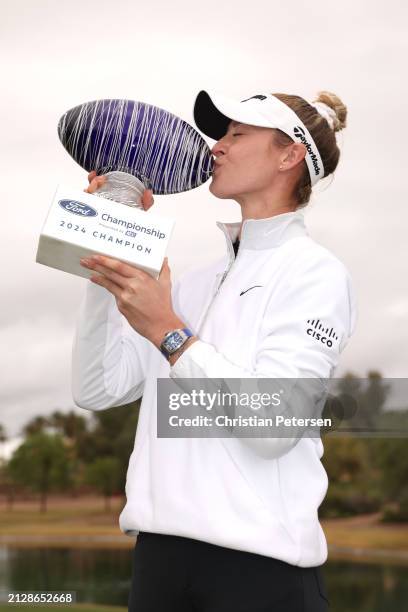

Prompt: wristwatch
xmin=159 ymin=328 xmax=194 ymax=359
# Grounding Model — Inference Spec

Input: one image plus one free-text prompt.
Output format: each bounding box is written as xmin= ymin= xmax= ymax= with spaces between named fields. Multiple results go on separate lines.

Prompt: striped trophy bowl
xmin=58 ymin=99 xmax=214 ymax=196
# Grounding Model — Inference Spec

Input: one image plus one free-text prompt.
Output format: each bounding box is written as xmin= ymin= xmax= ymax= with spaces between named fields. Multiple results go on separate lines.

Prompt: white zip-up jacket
xmin=72 ymin=210 xmax=357 ymax=567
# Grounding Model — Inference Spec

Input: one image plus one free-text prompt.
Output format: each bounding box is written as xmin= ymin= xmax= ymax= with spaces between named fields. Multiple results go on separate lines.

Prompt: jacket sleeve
xmin=169 ymin=254 xmax=357 ymax=458
xmin=71 ymin=282 xmax=152 ymax=411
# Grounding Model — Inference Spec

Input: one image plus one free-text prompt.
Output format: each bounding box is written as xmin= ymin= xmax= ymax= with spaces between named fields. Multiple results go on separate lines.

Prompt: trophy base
xmin=36 ymin=185 xmax=175 ymax=279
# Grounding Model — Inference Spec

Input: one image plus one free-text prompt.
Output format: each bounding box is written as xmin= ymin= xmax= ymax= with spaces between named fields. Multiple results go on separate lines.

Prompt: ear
xmin=280 ymin=143 xmax=307 ymax=172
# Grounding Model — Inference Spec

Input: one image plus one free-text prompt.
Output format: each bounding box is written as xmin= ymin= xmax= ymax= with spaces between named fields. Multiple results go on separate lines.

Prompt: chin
xmin=209 ymin=179 xmax=236 ymax=200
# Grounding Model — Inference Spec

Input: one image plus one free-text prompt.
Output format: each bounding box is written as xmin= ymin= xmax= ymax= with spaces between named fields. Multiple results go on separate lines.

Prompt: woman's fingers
xmin=141 ymin=189 xmax=154 ymax=211
xmin=84 ymin=172 xmax=106 ymax=194
xmin=80 ymin=258 xmax=130 ymax=289
xmin=80 ymin=255 xmax=146 ymax=282
xmin=84 ymin=174 xmax=153 ymax=210
xmin=87 ymin=265 xmax=128 ymax=289
xmin=89 ymin=274 xmax=122 ymax=298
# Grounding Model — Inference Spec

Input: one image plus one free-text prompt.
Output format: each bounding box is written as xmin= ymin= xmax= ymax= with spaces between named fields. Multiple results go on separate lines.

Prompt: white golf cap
xmin=193 ymin=90 xmax=324 ymax=186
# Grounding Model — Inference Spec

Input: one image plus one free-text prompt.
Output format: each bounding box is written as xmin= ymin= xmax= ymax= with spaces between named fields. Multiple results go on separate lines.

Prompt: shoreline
xmin=1 ymin=534 xmax=407 ymax=565
xmin=1 ymin=499 xmax=407 ymax=564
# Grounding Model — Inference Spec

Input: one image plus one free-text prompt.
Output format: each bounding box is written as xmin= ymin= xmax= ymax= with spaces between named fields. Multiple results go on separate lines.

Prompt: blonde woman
xmin=76 ymin=89 xmax=357 ymax=611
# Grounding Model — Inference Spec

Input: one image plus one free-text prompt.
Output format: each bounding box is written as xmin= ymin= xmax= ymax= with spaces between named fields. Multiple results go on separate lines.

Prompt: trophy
xmin=36 ymin=99 xmax=214 ymax=278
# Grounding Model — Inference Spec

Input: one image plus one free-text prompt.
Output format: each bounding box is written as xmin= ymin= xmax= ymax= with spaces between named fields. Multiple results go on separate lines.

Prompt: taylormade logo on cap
xmin=293 ymin=126 xmax=322 ymax=177
xmin=239 ymin=94 xmax=323 ymax=180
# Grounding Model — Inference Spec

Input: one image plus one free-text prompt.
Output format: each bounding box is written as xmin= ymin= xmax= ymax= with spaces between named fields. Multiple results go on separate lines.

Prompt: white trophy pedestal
xmin=36 ymin=185 xmax=175 ymax=279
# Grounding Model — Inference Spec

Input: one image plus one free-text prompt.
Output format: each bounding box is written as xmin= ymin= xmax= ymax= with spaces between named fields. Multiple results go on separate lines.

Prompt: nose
xmin=211 ymin=137 xmax=227 ymax=158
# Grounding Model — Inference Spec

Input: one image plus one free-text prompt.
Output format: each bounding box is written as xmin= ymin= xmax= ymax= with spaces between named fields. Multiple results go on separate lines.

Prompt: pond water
xmin=0 ymin=547 xmax=407 ymax=611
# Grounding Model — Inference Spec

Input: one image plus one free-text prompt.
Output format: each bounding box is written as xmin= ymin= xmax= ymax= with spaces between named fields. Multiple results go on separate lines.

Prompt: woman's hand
xmin=85 ymin=170 xmax=154 ymax=211
xmin=80 ymin=254 xmax=185 ymax=349
xmin=80 ymin=171 xmax=197 ymax=360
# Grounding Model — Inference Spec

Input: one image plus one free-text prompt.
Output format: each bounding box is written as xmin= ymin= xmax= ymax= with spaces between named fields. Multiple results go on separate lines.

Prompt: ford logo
xmin=58 ymin=199 xmax=98 ymax=217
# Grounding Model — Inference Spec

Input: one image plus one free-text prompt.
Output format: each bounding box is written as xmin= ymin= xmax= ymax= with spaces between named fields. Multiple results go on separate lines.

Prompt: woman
xmin=75 ymin=88 xmax=357 ymax=611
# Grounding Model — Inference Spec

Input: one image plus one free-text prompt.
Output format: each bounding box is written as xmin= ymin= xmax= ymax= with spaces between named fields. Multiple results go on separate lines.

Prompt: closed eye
xmin=232 ymin=133 xmax=243 ymax=137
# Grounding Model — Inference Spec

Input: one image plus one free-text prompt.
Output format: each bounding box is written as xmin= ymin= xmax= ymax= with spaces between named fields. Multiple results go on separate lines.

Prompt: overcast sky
xmin=1 ymin=0 xmax=407 ymax=439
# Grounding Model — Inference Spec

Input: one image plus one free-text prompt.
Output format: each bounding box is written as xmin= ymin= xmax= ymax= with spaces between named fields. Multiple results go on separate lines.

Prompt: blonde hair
xmin=271 ymin=90 xmax=347 ymax=208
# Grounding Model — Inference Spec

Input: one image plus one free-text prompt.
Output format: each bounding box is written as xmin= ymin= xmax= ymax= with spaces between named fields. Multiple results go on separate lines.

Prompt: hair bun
xmin=314 ymin=91 xmax=347 ymax=133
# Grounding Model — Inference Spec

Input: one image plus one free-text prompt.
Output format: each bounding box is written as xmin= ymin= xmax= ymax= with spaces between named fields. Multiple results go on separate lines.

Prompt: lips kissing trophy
xmin=36 ymin=99 xmax=214 ymax=278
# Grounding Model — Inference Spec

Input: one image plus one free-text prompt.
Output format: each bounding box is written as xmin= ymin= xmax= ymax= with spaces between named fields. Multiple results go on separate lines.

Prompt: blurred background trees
xmin=0 ymin=401 xmax=140 ymax=512
xmin=0 ymin=373 xmax=407 ymax=521
xmin=320 ymin=371 xmax=407 ymax=521
xmin=7 ymin=431 xmax=71 ymax=512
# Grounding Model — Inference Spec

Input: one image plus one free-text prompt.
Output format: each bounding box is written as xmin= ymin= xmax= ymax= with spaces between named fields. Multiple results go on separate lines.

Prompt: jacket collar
xmin=216 ymin=210 xmax=308 ymax=256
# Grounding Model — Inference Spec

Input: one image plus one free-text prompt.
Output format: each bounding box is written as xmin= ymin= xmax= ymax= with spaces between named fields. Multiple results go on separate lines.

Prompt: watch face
xmin=165 ymin=331 xmax=184 ymax=352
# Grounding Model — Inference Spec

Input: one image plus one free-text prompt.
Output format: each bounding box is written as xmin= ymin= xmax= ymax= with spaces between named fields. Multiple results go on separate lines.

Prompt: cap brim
xmin=193 ymin=91 xmax=233 ymax=140
xmin=193 ymin=90 xmax=275 ymax=140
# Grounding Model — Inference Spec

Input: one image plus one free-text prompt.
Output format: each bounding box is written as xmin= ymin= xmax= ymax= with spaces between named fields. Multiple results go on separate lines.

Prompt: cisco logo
xmin=306 ymin=319 xmax=339 ymax=348
xmin=59 ymin=199 xmax=98 ymax=217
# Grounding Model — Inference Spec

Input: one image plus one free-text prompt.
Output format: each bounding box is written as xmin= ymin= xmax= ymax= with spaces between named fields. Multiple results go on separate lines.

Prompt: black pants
xmin=128 ymin=532 xmax=330 ymax=611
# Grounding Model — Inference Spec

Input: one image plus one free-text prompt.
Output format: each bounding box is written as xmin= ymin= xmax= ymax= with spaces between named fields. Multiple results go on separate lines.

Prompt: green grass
xmin=0 ymin=498 xmax=123 ymax=537
xmin=1 ymin=496 xmax=408 ymax=554
xmin=323 ymin=521 xmax=408 ymax=551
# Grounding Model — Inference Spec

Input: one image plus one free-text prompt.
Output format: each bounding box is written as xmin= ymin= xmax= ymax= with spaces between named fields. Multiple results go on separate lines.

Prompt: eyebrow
xmin=227 ymin=121 xmax=244 ymax=132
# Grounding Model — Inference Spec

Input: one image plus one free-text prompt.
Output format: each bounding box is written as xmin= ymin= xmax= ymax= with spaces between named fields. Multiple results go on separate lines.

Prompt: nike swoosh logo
xmin=239 ymin=285 xmax=263 ymax=296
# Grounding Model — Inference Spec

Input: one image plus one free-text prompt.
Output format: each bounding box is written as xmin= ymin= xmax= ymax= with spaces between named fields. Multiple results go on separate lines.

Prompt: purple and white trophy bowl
xmin=36 ymin=98 xmax=214 ymax=279
xmin=58 ymin=98 xmax=214 ymax=207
